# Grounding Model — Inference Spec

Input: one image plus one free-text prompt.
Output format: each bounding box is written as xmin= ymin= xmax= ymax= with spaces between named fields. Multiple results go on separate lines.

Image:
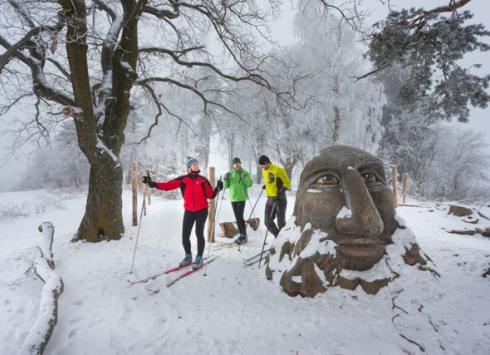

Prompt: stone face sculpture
xmin=265 ymin=145 xmax=435 ymax=297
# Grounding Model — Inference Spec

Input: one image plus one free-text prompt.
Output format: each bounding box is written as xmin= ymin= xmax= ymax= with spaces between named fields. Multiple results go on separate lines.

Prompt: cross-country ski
xmin=212 ymin=241 xmax=238 ymax=251
xmin=127 ymin=270 xmax=167 ymax=285
xmin=243 ymin=249 xmax=269 ymax=263
xmin=128 ymin=257 xmax=210 ymax=284
xmin=148 ymin=256 xmax=220 ymax=293
xmin=243 ymin=253 xmax=269 ymax=267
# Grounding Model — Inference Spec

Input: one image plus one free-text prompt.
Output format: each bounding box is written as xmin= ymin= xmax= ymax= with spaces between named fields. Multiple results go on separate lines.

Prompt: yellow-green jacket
xmin=262 ymin=163 xmax=291 ymax=198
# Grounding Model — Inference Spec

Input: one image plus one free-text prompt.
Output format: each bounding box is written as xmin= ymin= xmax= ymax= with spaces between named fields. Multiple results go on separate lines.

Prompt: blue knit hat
xmin=186 ymin=156 xmax=198 ymax=169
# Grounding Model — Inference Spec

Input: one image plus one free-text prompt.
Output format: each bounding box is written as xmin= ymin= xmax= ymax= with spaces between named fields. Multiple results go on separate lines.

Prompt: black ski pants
xmin=182 ymin=208 xmax=208 ymax=256
xmin=231 ymin=201 xmax=247 ymax=236
xmin=265 ymin=195 xmax=287 ymax=238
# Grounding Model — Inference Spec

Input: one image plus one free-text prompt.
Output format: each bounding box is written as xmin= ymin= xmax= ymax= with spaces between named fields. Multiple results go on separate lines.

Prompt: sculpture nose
xmin=335 ymin=169 xmax=384 ymax=236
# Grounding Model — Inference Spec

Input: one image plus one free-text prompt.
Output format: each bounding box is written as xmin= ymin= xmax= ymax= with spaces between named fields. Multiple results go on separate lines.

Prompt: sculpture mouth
xmin=320 ymin=233 xmax=387 ymax=247
xmin=331 ymin=235 xmax=386 ymax=246
xmin=334 ymin=243 xmax=386 ymax=271
xmin=336 ymin=243 xmax=385 ymax=254
xmin=339 ymin=237 xmax=381 ymax=245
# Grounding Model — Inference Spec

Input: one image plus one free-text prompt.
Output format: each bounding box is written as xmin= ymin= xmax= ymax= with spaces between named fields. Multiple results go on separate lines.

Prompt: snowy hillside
xmin=1 ymin=187 xmax=489 ymax=354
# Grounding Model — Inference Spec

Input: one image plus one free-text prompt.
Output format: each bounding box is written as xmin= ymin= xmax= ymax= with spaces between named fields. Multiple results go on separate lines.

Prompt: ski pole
xmin=130 ymin=170 xmax=150 ymax=274
xmin=258 ymin=199 xmax=277 ymax=268
xmin=244 ymin=187 xmax=263 ymax=236
xmin=215 ymin=179 xmax=226 ymax=226
xmin=235 ymin=186 xmax=263 ymax=250
xmin=246 ymin=187 xmax=263 ymax=222
xmin=204 ymin=176 xmax=224 ymax=276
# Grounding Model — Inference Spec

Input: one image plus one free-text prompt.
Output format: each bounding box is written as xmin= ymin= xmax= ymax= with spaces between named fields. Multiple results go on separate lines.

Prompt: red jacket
xmin=155 ymin=172 xmax=217 ymax=212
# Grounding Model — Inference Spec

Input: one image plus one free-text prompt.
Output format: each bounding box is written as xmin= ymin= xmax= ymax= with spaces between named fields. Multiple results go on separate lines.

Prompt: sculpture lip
xmin=335 ymin=237 xmax=384 ymax=245
xmin=336 ymin=242 xmax=385 ymax=255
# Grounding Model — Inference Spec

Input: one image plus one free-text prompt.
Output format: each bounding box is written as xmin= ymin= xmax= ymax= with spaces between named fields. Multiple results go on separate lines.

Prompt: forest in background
xmin=1 ymin=1 xmax=490 ymax=229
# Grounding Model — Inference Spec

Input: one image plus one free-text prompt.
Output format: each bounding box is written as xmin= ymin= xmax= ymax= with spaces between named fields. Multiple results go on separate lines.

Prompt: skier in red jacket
xmin=143 ymin=157 xmax=223 ymax=269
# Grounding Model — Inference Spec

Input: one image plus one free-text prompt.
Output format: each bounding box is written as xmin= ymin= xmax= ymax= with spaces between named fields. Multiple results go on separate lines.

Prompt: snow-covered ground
xmin=1 ymin=186 xmax=489 ymax=354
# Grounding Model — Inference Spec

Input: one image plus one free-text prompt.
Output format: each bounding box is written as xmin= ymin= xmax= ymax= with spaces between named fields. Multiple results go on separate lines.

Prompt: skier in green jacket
xmin=223 ymin=157 xmax=253 ymax=244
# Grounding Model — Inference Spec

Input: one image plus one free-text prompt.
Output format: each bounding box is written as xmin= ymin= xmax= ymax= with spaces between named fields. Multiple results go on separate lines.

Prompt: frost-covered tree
xmin=366 ymin=6 xmax=490 ymax=122
xmin=377 ymin=60 xmax=490 ymax=201
xmin=419 ymin=128 xmax=490 ymax=200
xmin=289 ymin=4 xmax=385 ymax=154
xmin=0 ymin=0 xmax=290 ymax=242
xmin=225 ymin=4 xmax=387 ymax=184
xmin=23 ymin=120 xmax=90 ymax=189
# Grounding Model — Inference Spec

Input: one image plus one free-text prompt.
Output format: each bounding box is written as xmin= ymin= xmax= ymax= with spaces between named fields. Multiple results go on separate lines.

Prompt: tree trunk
xmin=332 ymin=75 xmax=341 ymax=144
xmin=333 ymin=105 xmax=341 ymax=144
xmin=285 ymin=166 xmax=293 ymax=182
xmin=58 ymin=0 xmax=144 ymax=242
xmin=75 ymin=156 xmax=124 ymax=242
xmin=227 ymin=133 xmax=235 ymax=166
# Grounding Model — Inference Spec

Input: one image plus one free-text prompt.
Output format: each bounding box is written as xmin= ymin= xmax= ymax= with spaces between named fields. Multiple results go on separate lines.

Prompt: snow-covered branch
xmin=18 ymin=222 xmax=64 ymax=355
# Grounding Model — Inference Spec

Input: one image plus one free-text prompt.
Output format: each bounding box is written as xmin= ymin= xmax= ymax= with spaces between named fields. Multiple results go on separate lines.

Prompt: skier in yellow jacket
xmin=258 ymin=155 xmax=291 ymax=237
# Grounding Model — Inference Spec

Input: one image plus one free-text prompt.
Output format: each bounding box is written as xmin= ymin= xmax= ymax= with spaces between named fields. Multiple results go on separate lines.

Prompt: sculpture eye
xmin=316 ymin=174 xmax=339 ymax=185
xmin=361 ymin=173 xmax=376 ymax=183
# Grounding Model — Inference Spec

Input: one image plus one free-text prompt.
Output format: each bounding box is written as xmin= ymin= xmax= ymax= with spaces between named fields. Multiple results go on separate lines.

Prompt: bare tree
xmin=0 ymin=0 xmax=289 ymax=242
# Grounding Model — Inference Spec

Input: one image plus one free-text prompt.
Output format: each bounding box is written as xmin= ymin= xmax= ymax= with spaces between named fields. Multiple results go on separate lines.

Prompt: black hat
xmin=258 ymin=155 xmax=270 ymax=165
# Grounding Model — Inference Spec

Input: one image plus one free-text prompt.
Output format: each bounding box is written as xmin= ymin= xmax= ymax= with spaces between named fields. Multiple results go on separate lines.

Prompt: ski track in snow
xmin=0 ymin=188 xmax=489 ymax=354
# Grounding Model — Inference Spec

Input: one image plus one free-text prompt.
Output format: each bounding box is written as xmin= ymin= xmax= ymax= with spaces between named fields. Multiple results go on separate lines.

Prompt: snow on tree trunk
xmin=19 ymin=222 xmax=64 ymax=355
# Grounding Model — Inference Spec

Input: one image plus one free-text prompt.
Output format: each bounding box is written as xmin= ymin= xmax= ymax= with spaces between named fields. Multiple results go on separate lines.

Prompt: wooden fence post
xmin=207 ymin=167 xmax=216 ymax=243
xmin=147 ymin=182 xmax=151 ymax=206
xmin=402 ymin=173 xmax=408 ymax=204
xmin=391 ymin=165 xmax=398 ymax=208
xmin=132 ymin=162 xmax=138 ymax=226
xmin=143 ymin=188 xmax=147 ymax=217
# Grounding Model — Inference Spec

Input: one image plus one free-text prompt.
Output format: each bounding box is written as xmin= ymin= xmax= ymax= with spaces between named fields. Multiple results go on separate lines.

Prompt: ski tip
xmin=128 ymin=279 xmax=146 ymax=284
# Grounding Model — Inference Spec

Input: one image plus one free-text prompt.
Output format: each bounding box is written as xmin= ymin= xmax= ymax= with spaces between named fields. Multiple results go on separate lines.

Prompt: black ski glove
xmin=215 ymin=179 xmax=223 ymax=192
xmin=262 ymin=184 xmax=266 ymax=190
xmin=278 ymin=187 xmax=287 ymax=202
xmin=142 ymin=176 xmax=156 ymax=188
xmin=224 ymin=172 xmax=230 ymax=180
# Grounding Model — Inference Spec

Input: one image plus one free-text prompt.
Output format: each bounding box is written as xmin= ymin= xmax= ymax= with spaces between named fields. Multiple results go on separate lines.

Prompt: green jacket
xmin=262 ymin=163 xmax=291 ymax=198
xmin=223 ymin=168 xmax=253 ymax=202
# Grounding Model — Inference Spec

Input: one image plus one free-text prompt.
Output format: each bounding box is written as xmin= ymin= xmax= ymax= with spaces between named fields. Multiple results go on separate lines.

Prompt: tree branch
xmin=139 ymin=46 xmax=272 ymax=89
xmin=18 ymin=222 xmax=64 ymax=355
xmin=130 ymin=81 xmax=201 ymax=145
